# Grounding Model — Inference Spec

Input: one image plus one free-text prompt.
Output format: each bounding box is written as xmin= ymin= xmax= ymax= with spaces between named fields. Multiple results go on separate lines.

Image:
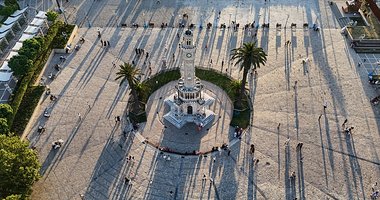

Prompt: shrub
xmin=51 ymin=24 xmax=75 ymax=49
xmin=3 ymin=194 xmax=22 ymax=200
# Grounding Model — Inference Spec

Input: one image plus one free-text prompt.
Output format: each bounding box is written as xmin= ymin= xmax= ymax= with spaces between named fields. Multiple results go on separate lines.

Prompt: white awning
xmin=30 ymin=18 xmax=45 ymax=27
xmin=0 ymin=72 xmax=13 ymax=82
xmin=11 ymin=42 xmax=23 ymax=51
xmin=35 ymin=11 xmax=47 ymax=19
xmin=0 ymin=30 xmax=10 ymax=39
xmin=5 ymin=52 xmax=19 ymax=61
xmin=24 ymin=26 xmax=39 ymax=34
xmin=3 ymin=15 xmax=22 ymax=25
xmin=19 ymin=33 xmax=35 ymax=42
xmin=10 ymin=7 xmax=28 ymax=17
xmin=0 ymin=24 xmax=13 ymax=34
xmin=0 ymin=61 xmax=11 ymax=72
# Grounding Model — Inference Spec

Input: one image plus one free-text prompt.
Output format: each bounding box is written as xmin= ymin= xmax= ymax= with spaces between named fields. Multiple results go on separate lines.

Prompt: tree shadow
xmin=344 ymin=132 xmax=366 ymax=199
xmin=323 ymin=106 xmax=335 ymax=176
xmin=84 ymin=126 xmax=135 ymax=199
xmin=284 ymin=144 xmax=292 ymax=200
xmin=318 ymin=116 xmax=330 ymax=188
xmin=296 ymin=147 xmax=306 ymax=200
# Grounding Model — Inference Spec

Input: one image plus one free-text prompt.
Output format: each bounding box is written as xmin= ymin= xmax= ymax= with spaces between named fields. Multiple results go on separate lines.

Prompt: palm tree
xmin=230 ymin=42 xmax=267 ymax=108
xmin=115 ymin=62 xmax=141 ymax=112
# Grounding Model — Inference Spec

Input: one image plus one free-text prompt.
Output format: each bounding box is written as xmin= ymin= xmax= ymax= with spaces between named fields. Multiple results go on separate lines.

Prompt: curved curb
xmin=128 ymin=128 xmax=245 ymax=158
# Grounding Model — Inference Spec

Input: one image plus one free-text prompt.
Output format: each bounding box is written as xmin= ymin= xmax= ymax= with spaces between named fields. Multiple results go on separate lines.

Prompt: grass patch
xmin=139 ymin=69 xmax=181 ymax=103
xmin=195 ymin=67 xmax=251 ymax=128
xmin=11 ymin=86 xmax=44 ymax=135
xmin=195 ymin=68 xmax=236 ymax=100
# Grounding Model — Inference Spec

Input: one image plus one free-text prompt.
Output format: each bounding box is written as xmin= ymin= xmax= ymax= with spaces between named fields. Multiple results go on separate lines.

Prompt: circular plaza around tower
xmin=139 ymin=80 xmax=234 ymax=154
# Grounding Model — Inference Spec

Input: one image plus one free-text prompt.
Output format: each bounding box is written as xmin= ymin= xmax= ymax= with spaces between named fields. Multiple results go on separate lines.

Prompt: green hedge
xmin=8 ymin=21 xmax=63 ymax=132
xmin=8 ymin=75 xmax=30 ymax=127
xmin=140 ymin=69 xmax=181 ymax=102
xmin=195 ymin=68 xmax=237 ymax=101
xmin=195 ymin=68 xmax=251 ymax=128
xmin=11 ymin=86 xmax=44 ymax=135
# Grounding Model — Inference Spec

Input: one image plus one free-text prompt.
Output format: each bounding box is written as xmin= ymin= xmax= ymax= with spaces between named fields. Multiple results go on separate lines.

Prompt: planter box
xmin=54 ymin=25 xmax=78 ymax=54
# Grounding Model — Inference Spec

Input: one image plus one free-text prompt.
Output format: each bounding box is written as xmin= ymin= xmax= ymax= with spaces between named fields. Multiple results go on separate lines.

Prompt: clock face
xmin=186 ymin=53 xmax=192 ymax=58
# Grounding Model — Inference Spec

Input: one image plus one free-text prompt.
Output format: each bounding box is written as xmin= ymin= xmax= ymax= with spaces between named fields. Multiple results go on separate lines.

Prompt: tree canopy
xmin=8 ymin=55 xmax=33 ymax=78
xmin=230 ymin=42 xmax=267 ymax=108
xmin=18 ymin=38 xmax=42 ymax=60
xmin=0 ymin=118 xmax=10 ymax=135
xmin=0 ymin=135 xmax=41 ymax=199
xmin=46 ymin=10 xmax=58 ymax=22
xmin=115 ymin=63 xmax=142 ymax=113
xmin=0 ymin=104 xmax=13 ymax=122
xmin=0 ymin=0 xmax=19 ymax=17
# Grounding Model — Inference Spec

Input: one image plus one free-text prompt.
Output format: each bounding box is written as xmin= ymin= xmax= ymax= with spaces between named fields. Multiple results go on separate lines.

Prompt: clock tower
xmin=163 ymin=29 xmax=215 ymax=129
xmin=181 ymin=30 xmax=196 ymax=88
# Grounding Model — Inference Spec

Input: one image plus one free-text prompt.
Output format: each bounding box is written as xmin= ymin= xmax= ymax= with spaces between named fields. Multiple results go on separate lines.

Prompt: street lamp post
xmin=55 ymin=0 xmax=68 ymax=24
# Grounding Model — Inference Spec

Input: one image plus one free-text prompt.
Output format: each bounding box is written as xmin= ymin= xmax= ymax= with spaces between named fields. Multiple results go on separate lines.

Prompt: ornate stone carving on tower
xmin=163 ymin=30 xmax=215 ymax=129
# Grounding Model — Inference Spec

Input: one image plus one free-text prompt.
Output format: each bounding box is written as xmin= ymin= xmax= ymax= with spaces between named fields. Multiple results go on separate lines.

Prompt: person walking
xmin=250 ymin=144 xmax=255 ymax=155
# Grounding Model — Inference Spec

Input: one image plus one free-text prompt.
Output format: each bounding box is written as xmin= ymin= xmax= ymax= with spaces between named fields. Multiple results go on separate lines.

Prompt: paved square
xmin=21 ymin=0 xmax=380 ymax=199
